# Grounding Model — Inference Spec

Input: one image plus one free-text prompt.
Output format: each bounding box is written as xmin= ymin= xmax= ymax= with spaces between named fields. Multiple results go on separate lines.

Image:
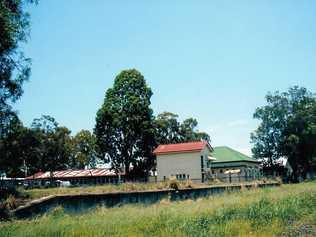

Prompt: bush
xmin=185 ymin=179 xmax=194 ymax=189
xmin=0 ymin=194 xmax=17 ymax=221
xmin=0 ymin=203 xmax=9 ymax=220
xmin=168 ymin=178 xmax=179 ymax=190
xmin=49 ymin=206 xmax=65 ymax=218
xmin=275 ymin=176 xmax=283 ymax=184
xmin=261 ymin=177 xmax=268 ymax=183
xmin=4 ymin=195 xmax=17 ymax=210
xmin=207 ymin=177 xmax=222 ymax=185
xmin=156 ymin=182 xmax=168 ymax=190
xmin=0 ymin=186 xmax=19 ymax=199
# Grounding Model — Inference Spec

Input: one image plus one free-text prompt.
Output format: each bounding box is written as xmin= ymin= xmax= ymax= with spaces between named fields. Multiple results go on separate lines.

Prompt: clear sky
xmin=16 ymin=1 xmax=316 ymax=156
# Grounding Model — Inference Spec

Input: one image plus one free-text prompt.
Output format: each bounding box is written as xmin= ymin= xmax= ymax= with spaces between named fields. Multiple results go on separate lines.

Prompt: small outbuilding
xmin=209 ymin=146 xmax=261 ymax=182
xmin=153 ymin=141 xmax=213 ymax=183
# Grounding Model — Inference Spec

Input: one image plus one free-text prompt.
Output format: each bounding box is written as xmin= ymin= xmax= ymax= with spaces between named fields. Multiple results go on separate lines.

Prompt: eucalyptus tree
xmin=251 ymin=86 xmax=316 ymax=181
xmin=95 ymin=69 xmax=156 ymax=178
xmin=70 ymin=130 xmax=97 ymax=169
xmin=0 ymin=0 xmax=36 ymax=134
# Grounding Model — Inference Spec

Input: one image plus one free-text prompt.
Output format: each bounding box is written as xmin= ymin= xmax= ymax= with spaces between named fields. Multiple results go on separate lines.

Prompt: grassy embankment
xmin=1 ymin=181 xmax=315 ymax=237
xmin=1 ymin=179 xmax=274 ymax=215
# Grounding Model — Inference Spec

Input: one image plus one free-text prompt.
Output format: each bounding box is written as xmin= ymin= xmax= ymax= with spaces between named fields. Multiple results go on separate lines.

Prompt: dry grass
xmin=22 ymin=179 xmax=276 ymax=201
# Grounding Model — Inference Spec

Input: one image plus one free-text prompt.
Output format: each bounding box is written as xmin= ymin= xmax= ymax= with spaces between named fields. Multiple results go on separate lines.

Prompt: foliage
xmin=69 ymin=130 xmax=97 ymax=169
xmin=0 ymin=115 xmax=73 ymax=177
xmin=251 ymin=86 xmax=316 ymax=181
xmin=154 ymin=112 xmax=182 ymax=144
xmin=0 ymin=114 xmax=42 ymax=177
xmin=168 ymin=177 xmax=179 ymax=190
xmin=0 ymin=115 xmax=25 ymax=176
xmin=0 ymin=0 xmax=36 ymax=177
xmin=282 ymin=100 xmax=316 ymax=180
xmin=0 ymin=0 xmax=35 ymax=136
xmin=0 ymin=115 xmax=71 ymax=177
xmin=3 ymin=194 xmax=17 ymax=210
xmin=30 ymin=115 xmax=72 ymax=174
xmin=95 ymin=69 xmax=156 ymax=178
xmin=0 ymin=114 xmax=101 ymax=177
xmin=154 ymin=112 xmax=210 ymax=145
xmin=0 ymin=182 xmax=315 ymax=237
xmin=0 ymin=186 xmax=27 ymax=220
xmin=180 ymin=117 xmax=210 ymax=142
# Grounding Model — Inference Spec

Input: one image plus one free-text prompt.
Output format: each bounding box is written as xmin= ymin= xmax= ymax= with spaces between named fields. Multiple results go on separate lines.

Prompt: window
xmin=200 ymin=156 xmax=204 ymax=170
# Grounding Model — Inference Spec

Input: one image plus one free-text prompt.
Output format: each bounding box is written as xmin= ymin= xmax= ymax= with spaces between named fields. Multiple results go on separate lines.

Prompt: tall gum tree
xmin=94 ymin=69 xmax=156 ymax=179
xmin=251 ymin=86 xmax=316 ymax=181
xmin=0 ymin=0 xmax=37 ymax=135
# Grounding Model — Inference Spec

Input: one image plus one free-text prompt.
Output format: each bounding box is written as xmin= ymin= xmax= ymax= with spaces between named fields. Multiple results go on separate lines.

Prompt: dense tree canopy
xmin=251 ymin=86 xmax=316 ymax=181
xmin=0 ymin=115 xmax=75 ymax=177
xmin=30 ymin=115 xmax=72 ymax=174
xmin=154 ymin=112 xmax=210 ymax=145
xmin=95 ymin=69 xmax=156 ymax=178
xmin=0 ymin=114 xmax=25 ymax=177
xmin=180 ymin=118 xmax=210 ymax=142
xmin=154 ymin=112 xmax=182 ymax=144
xmin=0 ymin=0 xmax=36 ymax=177
xmin=70 ymin=130 xmax=97 ymax=169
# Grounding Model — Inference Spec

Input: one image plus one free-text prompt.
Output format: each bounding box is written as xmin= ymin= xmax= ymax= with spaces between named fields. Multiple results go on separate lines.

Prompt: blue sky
xmin=16 ymin=1 xmax=316 ymax=156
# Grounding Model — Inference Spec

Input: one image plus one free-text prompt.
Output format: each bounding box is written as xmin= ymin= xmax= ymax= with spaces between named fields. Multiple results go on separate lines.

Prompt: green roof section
xmin=211 ymin=146 xmax=259 ymax=163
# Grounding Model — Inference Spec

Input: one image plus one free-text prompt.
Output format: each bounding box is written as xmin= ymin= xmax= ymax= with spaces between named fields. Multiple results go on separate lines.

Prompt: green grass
xmin=1 ymin=181 xmax=315 ymax=237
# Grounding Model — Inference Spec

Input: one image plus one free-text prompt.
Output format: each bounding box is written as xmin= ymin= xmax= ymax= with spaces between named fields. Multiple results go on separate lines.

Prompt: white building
xmin=153 ymin=141 xmax=213 ymax=183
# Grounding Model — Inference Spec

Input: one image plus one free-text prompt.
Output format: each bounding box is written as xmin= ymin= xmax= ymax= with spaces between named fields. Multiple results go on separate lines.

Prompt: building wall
xmin=157 ymin=151 xmax=202 ymax=182
xmin=209 ymin=161 xmax=261 ymax=182
xmin=156 ymin=146 xmax=212 ymax=182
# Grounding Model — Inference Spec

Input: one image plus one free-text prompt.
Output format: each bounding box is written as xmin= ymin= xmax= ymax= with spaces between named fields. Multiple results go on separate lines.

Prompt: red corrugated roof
xmin=153 ymin=141 xmax=211 ymax=155
xmin=25 ymin=168 xmax=123 ymax=180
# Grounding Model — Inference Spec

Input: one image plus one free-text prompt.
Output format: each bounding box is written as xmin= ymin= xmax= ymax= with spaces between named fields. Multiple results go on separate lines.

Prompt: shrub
xmin=0 ymin=194 xmax=17 ymax=221
xmin=156 ymin=182 xmax=167 ymax=190
xmin=207 ymin=177 xmax=222 ymax=185
xmin=0 ymin=203 xmax=9 ymax=220
xmin=123 ymin=182 xmax=138 ymax=191
xmin=0 ymin=187 xmax=19 ymax=199
xmin=168 ymin=178 xmax=179 ymax=190
xmin=4 ymin=195 xmax=17 ymax=210
xmin=185 ymin=179 xmax=194 ymax=189
xmin=275 ymin=176 xmax=283 ymax=184
xmin=261 ymin=177 xmax=268 ymax=183
xmin=49 ymin=206 xmax=65 ymax=218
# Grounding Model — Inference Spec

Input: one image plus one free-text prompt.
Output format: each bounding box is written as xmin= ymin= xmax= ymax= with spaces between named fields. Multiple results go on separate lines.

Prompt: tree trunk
xmin=291 ymin=168 xmax=300 ymax=183
xmin=49 ymin=170 xmax=54 ymax=187
xmin=124 ymin=161 xmax=130 ymax=180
